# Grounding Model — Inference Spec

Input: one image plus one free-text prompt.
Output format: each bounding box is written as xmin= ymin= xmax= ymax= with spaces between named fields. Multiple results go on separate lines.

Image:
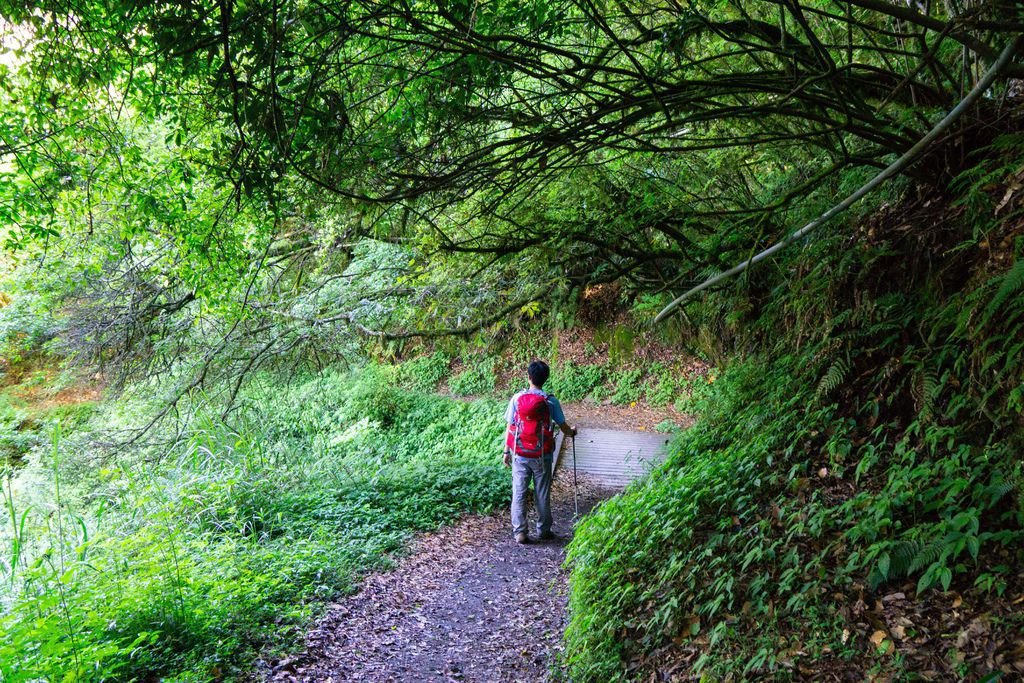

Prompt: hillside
xmin=565 ymin=158 xmax=1024 ymax=680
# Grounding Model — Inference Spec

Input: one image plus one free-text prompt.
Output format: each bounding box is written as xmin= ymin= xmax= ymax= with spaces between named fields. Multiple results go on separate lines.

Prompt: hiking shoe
xmin=515 ymin=532 xmax=529 ymax=544
xmin=537 ymin=530 xmax=558 ymax=541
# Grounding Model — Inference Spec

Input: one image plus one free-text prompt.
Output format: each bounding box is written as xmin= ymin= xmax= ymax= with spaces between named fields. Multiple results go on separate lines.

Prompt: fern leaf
xmin=908 ymin=540 xmax=943 ymax=574
xmin=913 ymin=367 xmax=939 ymax=420
xmin=982 ymin=258 xmax=1024 ymax=327
xmin=890 ymin=540 xmax=919 ymax=577
xmin=815 ymin=358 xmax=850 ymax=401
xmin=985 ymin=479 xmax=1015 ymax=507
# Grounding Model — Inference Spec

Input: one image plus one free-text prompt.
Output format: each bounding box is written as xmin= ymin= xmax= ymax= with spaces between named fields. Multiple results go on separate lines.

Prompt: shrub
xmin=0 ymin=295 xmax=60 ymax=365
xmin=653 ymin=419 xmax=677 ymax=433
xmin=397 ymin=351 xmax=450 ymax=392
xmin=0 ymin=367 xmax=508 ymax=681
xmin=644 ymin=362 xmax=679 ymax=407
xmin=565 ymin=209 xmax=1024 ymax=681
xmin=609 ymin=368 xmax=643 ymax=405
xmin=448 ymin=357 xmax=496 ymax=396
xmin=546 ymin=362 xmax=606 ymax=403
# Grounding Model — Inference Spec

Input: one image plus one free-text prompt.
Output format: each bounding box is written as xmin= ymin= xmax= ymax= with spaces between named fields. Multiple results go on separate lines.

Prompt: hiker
xmin=503 ymin=360 xmax=577 ymax=544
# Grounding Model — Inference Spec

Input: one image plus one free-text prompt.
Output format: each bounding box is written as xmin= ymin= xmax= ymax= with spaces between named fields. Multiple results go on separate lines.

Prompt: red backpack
xmin=506 ymin=392 xmax=555 ymax=458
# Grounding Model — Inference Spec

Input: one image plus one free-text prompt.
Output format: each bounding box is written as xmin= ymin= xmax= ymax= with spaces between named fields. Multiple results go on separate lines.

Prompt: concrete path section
xmin=555 ymin=428 xmax=671 ymax=487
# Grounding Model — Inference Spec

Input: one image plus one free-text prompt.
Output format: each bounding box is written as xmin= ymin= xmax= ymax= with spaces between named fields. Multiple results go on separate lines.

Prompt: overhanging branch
xmin=654 ymin=36 xmax=1023 ymax=324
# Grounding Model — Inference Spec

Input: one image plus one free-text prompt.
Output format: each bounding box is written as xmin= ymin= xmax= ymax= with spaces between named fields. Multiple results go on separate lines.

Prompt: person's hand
xmin=503 ymin=452 xmax=512 ymax=467
xmin=569 ymin=425 xmax=578 ymax=438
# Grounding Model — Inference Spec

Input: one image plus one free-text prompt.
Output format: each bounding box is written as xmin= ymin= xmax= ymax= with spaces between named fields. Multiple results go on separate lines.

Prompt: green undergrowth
xmin=0 ymin=365 xmax=507 ymax=681
xmin=395 ymin=344 xmax=702 ymax=410
xmin=0 ymin=368 xmax=99 ymax=466
xmin=565 ymin=146 xmax=1024 ymax=680
xmin=544 ymin=362 xmax=606 ymax=403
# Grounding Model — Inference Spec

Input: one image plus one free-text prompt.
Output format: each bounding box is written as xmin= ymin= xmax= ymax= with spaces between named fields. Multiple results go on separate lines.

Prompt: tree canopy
xmin=1 ymin=0 xmax=1021 ymax=395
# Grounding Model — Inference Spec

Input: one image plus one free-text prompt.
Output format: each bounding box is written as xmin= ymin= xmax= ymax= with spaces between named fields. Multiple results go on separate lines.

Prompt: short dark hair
xmin=528 ymin=360 xmax=550 ymax=387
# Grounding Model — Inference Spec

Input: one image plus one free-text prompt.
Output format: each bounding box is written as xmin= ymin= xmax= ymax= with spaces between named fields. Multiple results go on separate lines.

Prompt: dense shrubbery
xmin=395 ymin=347 xmax=698 ymax=409
xmin=0 ymin=295 xmax=61 ymax=368
xmin=568 ymin=318 xmax=1023 ymax=677
xmin=448 ymin=357 xmax=497 ymax=396
xmin=397 ymin=351 xmax=451 ymax=392
xmin=564 ymin=147 xmax=1024 ymax=680
xmin=544 ymin=362 xmax=606 ymax=403
xmin=0 ymin=367 xmax=506 ymax=681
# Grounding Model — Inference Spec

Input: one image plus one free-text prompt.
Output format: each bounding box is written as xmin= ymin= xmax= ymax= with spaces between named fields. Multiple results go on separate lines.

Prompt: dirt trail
xmin=260 ymin=475 xmax=617 ymax=682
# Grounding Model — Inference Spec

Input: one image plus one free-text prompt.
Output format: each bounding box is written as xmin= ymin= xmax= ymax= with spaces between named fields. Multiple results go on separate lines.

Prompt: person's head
xmin=527 ymin=360 xmax=550 ymax=388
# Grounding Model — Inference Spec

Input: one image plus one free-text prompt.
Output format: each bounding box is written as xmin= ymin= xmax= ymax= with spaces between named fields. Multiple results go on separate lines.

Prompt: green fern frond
xmin=826 ymin=309 xmax=852 ymax=335
xmin=982 ymin=258 xmax=1024 ymax=327
xmin=985 ymin=480 xmax=1015 ymax=508
xmin=890 ymin=540 xmax=919 ymax=577
xmin=912 ymin=368 xmax=939 ymax=420
xmin=908 ymin=540 xmax=943 ymax=574
xmin=815 ymin=358 xmax=850 ymax=401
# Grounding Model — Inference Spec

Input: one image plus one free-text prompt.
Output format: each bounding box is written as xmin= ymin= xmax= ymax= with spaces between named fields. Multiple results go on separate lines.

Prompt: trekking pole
xmin=572 ymin=433 xmax=579 ymax=519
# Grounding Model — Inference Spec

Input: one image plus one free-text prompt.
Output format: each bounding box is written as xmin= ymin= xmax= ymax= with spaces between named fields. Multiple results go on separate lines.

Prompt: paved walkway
xmin=555 ymin=428 xmax=670 ymax=487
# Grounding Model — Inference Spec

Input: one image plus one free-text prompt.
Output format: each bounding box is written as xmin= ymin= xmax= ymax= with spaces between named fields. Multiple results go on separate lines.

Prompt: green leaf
xmin=877 ymin=552 xmax=890 ymax=581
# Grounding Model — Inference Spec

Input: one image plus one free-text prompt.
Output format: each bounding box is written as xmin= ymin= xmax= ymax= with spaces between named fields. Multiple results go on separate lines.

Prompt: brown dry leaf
xmin=952 ymin=594 xmax=963 ymax=608
xmin=995 ymin=173 xmax=1024 ymax=215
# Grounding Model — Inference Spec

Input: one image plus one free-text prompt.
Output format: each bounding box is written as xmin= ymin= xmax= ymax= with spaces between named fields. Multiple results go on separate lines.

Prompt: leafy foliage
xmin=564 ymin=145 xmax=1024 ymax=679
xmin=397 ymin=351 xmax=451 ymax=392
xmin=545 ymin=362 xmax=606 ymax=403
xmin=644 ymin=363 xmax=684 ymax=407
xmin=1 ymin=0 xmax=1019 ymax=371
xmin=448 ymin=357 xmax=497 ymax=397
xmin=0 ymin=370 xmax=507 ymax=681
xmin=610 ymin=369 xmax=644 ymax=406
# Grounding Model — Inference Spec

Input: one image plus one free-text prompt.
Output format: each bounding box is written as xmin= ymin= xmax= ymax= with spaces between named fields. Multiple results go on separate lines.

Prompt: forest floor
xmin=257 ymin=474 xmax=619 ymax=683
